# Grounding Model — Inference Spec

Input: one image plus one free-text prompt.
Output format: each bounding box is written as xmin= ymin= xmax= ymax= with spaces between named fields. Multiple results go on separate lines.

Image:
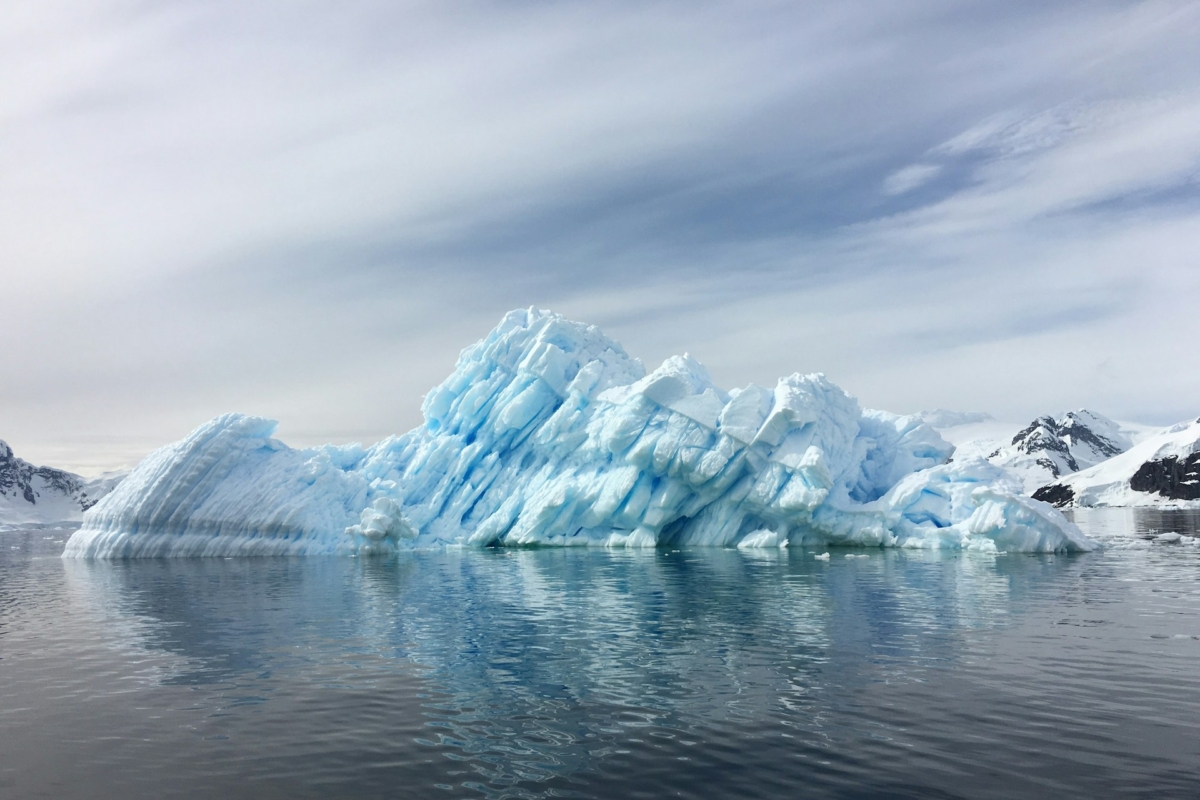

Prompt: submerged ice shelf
xmin=64 ymin=309 xmax=1096 ymax=558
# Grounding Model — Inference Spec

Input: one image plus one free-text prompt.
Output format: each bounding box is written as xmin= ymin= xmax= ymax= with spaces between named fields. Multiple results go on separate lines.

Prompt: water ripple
xmin=1 ymin=510 xmax=1199 ymax=798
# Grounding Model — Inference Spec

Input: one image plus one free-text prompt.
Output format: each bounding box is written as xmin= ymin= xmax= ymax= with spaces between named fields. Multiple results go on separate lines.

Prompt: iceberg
xmin=64 ymin=309 xmax=1096 ymax=557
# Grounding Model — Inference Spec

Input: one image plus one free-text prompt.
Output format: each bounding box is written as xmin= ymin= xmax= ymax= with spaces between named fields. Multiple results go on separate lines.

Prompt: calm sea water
xmin=2 ymin=510 xmax=1199 ymax=799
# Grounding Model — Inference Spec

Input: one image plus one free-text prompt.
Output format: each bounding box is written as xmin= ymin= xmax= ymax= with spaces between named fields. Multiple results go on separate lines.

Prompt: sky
xmin=3 ymin=0 xmax=1199 ymax=474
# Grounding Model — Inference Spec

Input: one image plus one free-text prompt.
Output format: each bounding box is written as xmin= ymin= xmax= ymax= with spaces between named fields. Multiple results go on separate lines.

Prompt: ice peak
xmin=422 ymin=308 xmax=645 ymax=437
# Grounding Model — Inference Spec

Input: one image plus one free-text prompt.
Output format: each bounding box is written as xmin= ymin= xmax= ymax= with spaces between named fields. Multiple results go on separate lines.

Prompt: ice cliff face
xmin=0 ymin=440 xmax=124 ymax=526
xmin=64 ymin=309 xmax=1096 ymax=557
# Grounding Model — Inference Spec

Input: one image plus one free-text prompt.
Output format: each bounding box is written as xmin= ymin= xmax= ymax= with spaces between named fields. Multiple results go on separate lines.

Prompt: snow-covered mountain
xmin=926 ymin=409 xmax=1144 ymax=493
xmin=0 ymin=440 xmax=125 ymax=526
xmin=988 ymin=410 xmax=1136 ymax=493
xmin=1033 ymin=419 xmax=1200 ymax=508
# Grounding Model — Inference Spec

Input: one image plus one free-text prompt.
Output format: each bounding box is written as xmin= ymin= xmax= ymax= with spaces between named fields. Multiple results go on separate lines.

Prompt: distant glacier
xmin=64 ymin=309 xmax=1095 ymax=557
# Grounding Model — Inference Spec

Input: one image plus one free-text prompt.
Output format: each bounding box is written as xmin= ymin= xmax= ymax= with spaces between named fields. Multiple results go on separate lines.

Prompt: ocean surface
xmin=2 ymin=509 xmax=1199 ymax=799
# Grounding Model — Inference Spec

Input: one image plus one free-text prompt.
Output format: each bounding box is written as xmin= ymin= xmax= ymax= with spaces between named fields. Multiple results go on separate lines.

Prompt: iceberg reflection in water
xmin=2 ymin=519 xmax=1186 ymax=798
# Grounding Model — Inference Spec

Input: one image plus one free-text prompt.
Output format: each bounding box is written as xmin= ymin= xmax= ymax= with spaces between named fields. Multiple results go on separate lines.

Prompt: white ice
xmin=64 ymin=309 xmax=1097 ymax=558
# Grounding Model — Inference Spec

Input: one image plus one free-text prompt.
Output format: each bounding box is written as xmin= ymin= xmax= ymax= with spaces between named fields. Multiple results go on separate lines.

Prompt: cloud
xmin=882 ymin=164 xmax=942 ymax=195
xmin=2 ymin=1 xmax=1199 ymax=470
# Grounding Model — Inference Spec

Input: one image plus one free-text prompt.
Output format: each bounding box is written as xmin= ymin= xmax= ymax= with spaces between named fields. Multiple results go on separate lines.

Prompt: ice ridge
xmin=64 ymin=309 xmax=1096 ymax=557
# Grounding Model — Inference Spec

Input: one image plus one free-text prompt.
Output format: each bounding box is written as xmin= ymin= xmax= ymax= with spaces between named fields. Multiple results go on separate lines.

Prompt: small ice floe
xmin=814 ymin=552 xmax=830 ymax=561
xmin=344 ymin=496 xmax=419 ymax=555
xmin=1154 ymin=532 xmax=1182 ymax=544
xmin=845 ymin=553 xmax=869 ymax=559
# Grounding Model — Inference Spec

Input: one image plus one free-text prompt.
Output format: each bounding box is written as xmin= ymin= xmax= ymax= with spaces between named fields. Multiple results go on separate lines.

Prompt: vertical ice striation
xmin=64 ymin=309 xmax=1097 ymax=557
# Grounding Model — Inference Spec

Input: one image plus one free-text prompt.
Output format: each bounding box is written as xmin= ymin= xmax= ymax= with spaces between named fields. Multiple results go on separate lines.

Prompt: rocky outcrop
xmin=1031 ymin=482 xmax=1075 ymax=508
xmin=1129 ymin=453 xmax=1200 ymax=501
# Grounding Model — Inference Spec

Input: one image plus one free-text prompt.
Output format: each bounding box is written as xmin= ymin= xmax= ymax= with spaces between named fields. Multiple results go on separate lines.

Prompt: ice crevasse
xmin=64 ymin=309 xmax=1096 ymax=558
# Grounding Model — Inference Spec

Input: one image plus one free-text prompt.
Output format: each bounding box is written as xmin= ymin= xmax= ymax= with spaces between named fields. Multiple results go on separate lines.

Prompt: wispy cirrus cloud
xmin=882 ymin=164 xmax=943 ymax=196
